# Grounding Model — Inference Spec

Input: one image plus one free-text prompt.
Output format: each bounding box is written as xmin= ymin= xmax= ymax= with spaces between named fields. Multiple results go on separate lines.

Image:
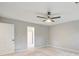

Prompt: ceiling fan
xmin=37 ymin=11 xmax=61 ymax=23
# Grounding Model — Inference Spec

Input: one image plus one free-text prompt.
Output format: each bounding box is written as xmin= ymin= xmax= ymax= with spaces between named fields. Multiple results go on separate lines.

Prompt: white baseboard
xmin=16 ymin=49 xmax=28 ymax=52
xmin=52 ymin=46 xmax=79 ymax=53
xmin=16 ymin=46 xmax=46 ymax=52
xmin=35 ymin=45 xmax=47 ymax=49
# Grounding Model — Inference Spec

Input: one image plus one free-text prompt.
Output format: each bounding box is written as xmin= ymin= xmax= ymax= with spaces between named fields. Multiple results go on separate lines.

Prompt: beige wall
xmin=0 ymin=17 xmax=49 ymax=51
xmin=1 ymin=16 xmax=79 ymax=52
xmin=50 ymin=20 xmax=79 ymax=51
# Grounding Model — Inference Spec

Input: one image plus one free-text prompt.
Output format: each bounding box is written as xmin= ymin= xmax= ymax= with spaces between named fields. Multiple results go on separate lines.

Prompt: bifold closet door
xmin=0 ymin=23 xmax=15 ymax=55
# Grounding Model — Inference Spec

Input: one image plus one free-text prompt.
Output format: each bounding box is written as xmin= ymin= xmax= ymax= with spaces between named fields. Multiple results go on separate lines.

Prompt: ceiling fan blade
xmin=42 ymin=20 xmax=46 ymax=22
xmin=51 ymin=20 xmax=55 ymax=22
xmin=37 ymin=16 xmax=47 ymax=19
xmin=51 ymin=16 xmax=61 ymax=19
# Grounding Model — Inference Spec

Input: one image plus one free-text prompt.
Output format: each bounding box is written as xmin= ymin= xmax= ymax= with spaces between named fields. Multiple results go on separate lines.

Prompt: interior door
xmin=0 ymin=23 xmax=15 ymax=55
xmin=27 ymin=26 xmax=35 ymax=49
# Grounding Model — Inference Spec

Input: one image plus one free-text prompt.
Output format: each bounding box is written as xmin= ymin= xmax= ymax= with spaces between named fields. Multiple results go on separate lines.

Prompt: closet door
xmin=0 ymin=23 xmax=15 ymax=55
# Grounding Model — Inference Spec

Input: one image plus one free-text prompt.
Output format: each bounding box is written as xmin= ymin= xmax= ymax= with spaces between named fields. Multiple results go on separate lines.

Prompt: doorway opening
xmin=27 ymin=26 xmax=35 ymax=49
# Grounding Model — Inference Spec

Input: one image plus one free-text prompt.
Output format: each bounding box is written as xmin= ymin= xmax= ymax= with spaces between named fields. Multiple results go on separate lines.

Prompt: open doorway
xmin=27 ymin=26 xmax=35 ymax=49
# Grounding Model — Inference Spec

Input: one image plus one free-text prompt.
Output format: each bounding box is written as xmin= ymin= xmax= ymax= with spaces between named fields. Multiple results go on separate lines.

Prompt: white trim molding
xmin=52 ymin=46 xmax=79 ymax=54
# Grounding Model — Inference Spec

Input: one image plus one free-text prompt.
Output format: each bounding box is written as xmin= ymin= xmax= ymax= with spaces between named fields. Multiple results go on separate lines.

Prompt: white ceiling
xmin=0 ymin=2 xmax=79 ymax=26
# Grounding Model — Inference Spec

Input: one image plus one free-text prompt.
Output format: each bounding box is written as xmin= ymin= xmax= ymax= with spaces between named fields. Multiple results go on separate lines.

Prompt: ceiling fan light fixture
xmin=44 ymin=19 xmax=52 ymax=23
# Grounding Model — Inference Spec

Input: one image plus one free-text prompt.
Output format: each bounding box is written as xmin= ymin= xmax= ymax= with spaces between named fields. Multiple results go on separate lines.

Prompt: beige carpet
xmin=4 ymin=48 xmax=79 ymax=56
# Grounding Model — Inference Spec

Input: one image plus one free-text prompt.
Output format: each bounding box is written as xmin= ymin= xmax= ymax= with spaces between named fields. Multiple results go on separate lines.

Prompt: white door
xmin=27 ymin=26 xmax=35 ymax=49
xmin=0 ymin=23 xmax=15 ymax=55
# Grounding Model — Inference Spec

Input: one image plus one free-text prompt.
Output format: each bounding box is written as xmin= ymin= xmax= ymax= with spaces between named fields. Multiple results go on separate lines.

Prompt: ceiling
xmin=0 ymin=2 xmax=79 ymax=26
